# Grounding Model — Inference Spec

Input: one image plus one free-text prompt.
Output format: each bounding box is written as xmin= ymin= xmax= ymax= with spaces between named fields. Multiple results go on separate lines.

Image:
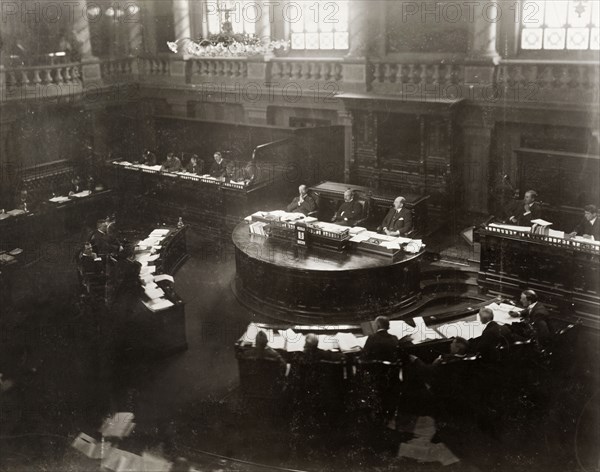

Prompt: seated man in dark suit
xmin=569 ymin=204 xmax=600 ymax=240
xmin=302 ymin=333 xmax=344 ymax=362
xmin=286 ymin=185 xmax=317 ymax=215
xmin=160 ymin=152 xmax=182 ymax=173
xmin=209 ymin=152 xmax=229 ymax=179
xmin=139 ymin=150 xmax=157 ymax=166
xmin=15 ymin=190 xmax=33 ymax=212
xmin=379 ymin=196 xmax=413 ymax=236
xmin=509 ymin=190 xmax=541 ymax=226
xmin=186 ymin=154 xmax=203 ymax=175
xmin=331 ymin=189 xmax=363 ymax=226
xmin=240 ymin=330 xmax=286 ymax=367
xmin=469 ymin=308 xmax=516 ymax=361
xmin=509 ymin=289 xmax=552 ymax=346
xmin=69 ymin=175 xmax=83 ymax=195
xmin=89 ymin=219 xmax=122 ymax=257
xmin=362 ymin=316 xmax=399 ymax=362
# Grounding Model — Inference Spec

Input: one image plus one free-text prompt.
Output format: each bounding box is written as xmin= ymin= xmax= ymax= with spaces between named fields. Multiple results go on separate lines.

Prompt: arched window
xmin=205 ymin=0 xmax=257 ymax=36
xmin=520 ymin=0 xmax=599 ymax=50
xmin=288 ymin=1 xmax=349 ymax=50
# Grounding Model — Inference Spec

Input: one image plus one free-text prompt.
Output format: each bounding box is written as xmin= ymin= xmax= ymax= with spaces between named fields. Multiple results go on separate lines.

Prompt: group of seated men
xmin=286 ymin=184 xmax=413 ymax=236
xmin=505 ymin=189 xmax=599 ymax=239
xmin=241 ymin=289 xmax=552 ymax=371
xmin=137 ymin=150 xmax=258 ymax=184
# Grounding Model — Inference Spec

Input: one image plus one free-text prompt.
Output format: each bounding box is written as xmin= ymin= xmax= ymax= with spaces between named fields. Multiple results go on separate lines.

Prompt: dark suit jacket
xmin=210 ymin=159 xmax=229 ymax=178
xmin=161 ymin=157 xmax=182 ymax=173
xmin=302 ymin=347 xmax=344 ymax=363
xmin=89 ymin=230 xmax=120 ymax=256
xmin=186 ymin=162 xmax=203 ymax=175
xmin=380 ymin=207 xmax=413 ymax=235
xmin=362 ymin=330 xmax=399 ymax=362
xmin=470 ymin=321 xmax=513 ymax=361
xmin=286 ymin=195 xmax=317 ymax=215
xmin=512 ymin=200 xmax=542 ymax=226
xmin=241 ymin=346 xmax=285 ymax=366
xmin=573 ymin=217 xmax=600 ymax=239
xmin=333 ymin=199 xmax=363 ymax=226
xmin=522 ymin=302 xmax=552 ymax=345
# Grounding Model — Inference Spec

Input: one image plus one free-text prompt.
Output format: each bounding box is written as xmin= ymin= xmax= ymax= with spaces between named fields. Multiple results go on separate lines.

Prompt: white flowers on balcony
xmin=167 ymin=37 xmax=289 ymax=58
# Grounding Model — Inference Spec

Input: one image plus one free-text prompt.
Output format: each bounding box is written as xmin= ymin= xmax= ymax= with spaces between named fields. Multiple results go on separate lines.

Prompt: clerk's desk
xmin=477 ymin=223 xmax=600 ymax=329
xmin=110 ymin=161 xmax=280 ymax=238
xmin=235 ymin=298 xmax=526 ymax=364
xmin=232 ymin=221 xmax=424 ymax=323
xmin=308 ymin=181 xmax=430 ymax=236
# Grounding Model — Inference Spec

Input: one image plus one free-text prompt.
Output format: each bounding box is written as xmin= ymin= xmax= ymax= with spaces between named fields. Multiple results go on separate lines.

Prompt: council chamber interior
xmin=0 ymin=1 xmax=599 ymax=471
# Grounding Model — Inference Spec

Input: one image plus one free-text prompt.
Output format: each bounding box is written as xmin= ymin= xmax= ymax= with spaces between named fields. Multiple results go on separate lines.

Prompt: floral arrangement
xmin=167 ymin=35 xmax=288 ymax=58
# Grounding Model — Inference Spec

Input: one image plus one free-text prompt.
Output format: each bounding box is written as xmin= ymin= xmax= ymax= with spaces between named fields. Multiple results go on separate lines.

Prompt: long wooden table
xmin=109 ymin=162 xmax=283 ymax=240
xmin=308 ymin=181 xmax=430 ymax=236
xmin=477 ymin=224 xmax=600 ymax=329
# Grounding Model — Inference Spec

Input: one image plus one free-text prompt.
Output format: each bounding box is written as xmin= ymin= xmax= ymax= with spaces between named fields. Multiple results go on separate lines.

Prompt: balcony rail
xmin=1 ymin=55 xmax=598 ymax=107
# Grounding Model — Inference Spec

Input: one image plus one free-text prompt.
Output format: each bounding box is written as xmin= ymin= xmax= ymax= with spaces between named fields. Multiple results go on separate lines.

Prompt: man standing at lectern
xmin=286 ymin=185 xmax=316 ymax=215
xmin=379 ymin=196 xmax=412 ymax=236
xmin=331 ymin=189 xmax=363 ymax=226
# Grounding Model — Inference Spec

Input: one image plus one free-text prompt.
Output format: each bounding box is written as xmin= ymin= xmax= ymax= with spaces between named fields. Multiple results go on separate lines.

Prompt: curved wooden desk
xmin=232 ymin=223 xmax=424 ymax=323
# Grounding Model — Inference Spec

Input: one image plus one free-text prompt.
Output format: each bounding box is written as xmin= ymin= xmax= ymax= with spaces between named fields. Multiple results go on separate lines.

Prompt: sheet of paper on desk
xmin=436 ymin=321 xmax=484 ymax=340
xmin=381 ymin=241 xmax=401 ymax=249
xmin=548 ymin=229 xmax=565 ymax=238
xmin=350 ymin=232 xmax=371 ymax=243
xmin=48 ymin=196 xmax=71 ymax=203
xmin=150 ymin=229 xmax=170 ymax=236
xmin=349 ymin=226 xmax=366 ymax=235
xmin=154 ymin=274 xmax=174 ymax=283
xmin=0 ymin=213 xmax=11 ymax=220
xmin=71 ymin=190 xmax=92 ymax=198
xmin=283 ymin=329 xmax=306 ymax=352
xmin=143 ymin=298 xmax=174 ymax=311
xmin=488 ymin=302 xmax=523 ymax=324
xmin=269 ymin=333 xmax=286 ymax=350
xmin=531 ymin=219 xmax=552 ymax=226
xmin=336 ymin=333 xmax=368 ymax=352
xmin=489 ymin=223 xmax=531 ymax=232
xmin=145 ymin=287 xmax=165 ymax=299
xmin=388 ymin=320 xmax=417 ymax=339
xmin=141 ymin=266 xmax=156 ymax=275
xmin=574 ymin=236 xmax=600 ymax=245
xmin=318 ymin=334 xmax=340 ymax=351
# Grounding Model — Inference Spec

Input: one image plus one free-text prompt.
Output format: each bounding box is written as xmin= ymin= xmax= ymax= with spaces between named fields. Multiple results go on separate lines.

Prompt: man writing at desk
xmin=331 ymin=189 xmax=362 ymax=226
xmin=286 ymin=185 xmax=316 ymax=215
xmin=210 ymin=152 xmax=229 ymax=179
xmin=160 ymin=153 xmax=182 ymax=173
xmin=379 ymin=196 xmax=412 ymax=236
xmin=509 ymin=190 xmax=541 ymax=226
xmin=509 ymin=289 xmax=551 ymax=346
xmin=569 ymin=204 xmax=599 ymax=240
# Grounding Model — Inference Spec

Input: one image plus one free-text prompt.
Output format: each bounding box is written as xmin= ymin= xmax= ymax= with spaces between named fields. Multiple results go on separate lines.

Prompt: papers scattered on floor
xmin=99 ymin=412 xmax=135 ymax=439
xmin=71 ymin=432 xmax=109 ymax=459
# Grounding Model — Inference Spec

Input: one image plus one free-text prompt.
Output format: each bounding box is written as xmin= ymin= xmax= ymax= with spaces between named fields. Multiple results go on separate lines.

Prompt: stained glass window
xmin=521 ymin=0 xmax=599 ymax=50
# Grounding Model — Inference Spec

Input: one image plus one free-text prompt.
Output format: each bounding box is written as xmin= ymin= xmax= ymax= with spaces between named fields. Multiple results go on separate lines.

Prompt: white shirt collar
xmin=590 ymin=217 xmax=597 ymax=226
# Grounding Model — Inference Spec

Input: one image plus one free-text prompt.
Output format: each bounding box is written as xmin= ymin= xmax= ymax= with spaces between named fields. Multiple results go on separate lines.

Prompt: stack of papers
xmin=336 ymin=332 xmax=368 ymax=352
xmin=434 ymin=320 xmax=484 ymax=340
xmin=71 ymin=432 xmax=110 ymax=459
xmin=249 ymin=221 xmax=269 ymax=236
xmin=388 ymin=319 xmax=444 ymax=344
xmin=142 ymin=298 xmax=174 ymax=312
xmin=489 ymin=223 xmax=531 ymax=232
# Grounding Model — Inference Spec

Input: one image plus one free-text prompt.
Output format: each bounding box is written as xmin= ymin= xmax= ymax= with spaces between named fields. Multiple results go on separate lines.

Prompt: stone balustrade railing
xmin=2 ymin=55 xmax=598 ymax=108
xmin=270 ymin=58 xmax=344 ymax=84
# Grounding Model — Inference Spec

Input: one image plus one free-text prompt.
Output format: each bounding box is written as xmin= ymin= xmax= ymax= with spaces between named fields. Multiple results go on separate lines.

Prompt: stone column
xmin=337 ymin=110 xmax=354 ymax=183
xmin=462 ymin=118 xmax=495 ymax=214
xmin=72 ymin=0 xmax=93 ymax=59
xmin=128 ymin=7 xmax=144 ymax=56
xmin=255 ymin=0 xmax=272 ymax=42
xmin=173 ymin=0 xmax=192 ymax=40
xmin=347 ymin=0 xmax=370 ymax=57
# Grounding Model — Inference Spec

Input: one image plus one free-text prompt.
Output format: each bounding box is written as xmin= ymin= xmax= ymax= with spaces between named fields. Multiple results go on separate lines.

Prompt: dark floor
xmin=0 ymin=228 xmax=599 ymax=472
